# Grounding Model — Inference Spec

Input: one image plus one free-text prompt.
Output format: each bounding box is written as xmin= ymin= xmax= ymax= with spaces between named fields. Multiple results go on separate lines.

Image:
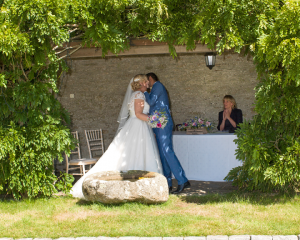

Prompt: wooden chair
xmin=65 ymin=131 xmax=97 ymax=176
xmin=85 ymin=129 xmax=105 ymax=159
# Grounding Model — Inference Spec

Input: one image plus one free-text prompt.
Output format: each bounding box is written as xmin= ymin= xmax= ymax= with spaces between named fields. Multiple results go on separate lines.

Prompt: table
xmin=172 ymin=131 xmax=242 ymax=181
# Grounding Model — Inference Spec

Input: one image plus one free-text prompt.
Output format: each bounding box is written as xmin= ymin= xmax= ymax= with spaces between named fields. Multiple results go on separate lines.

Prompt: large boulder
xmin=82 ymin=170 xmax=169 ymax=204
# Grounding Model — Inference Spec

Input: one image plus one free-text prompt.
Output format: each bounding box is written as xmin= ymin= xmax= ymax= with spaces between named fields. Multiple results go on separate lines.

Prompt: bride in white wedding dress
xmin=71 ymin=74 xmax=163 ymax=199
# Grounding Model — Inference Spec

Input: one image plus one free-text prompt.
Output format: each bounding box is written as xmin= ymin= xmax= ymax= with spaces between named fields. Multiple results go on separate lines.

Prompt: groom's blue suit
xmin=144 ymin=81 xmax=188 ymax=186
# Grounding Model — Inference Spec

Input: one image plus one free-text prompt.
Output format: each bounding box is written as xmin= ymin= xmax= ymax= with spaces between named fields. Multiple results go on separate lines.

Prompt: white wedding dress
xmin=71 ymin=91 xmax=163 ymax=199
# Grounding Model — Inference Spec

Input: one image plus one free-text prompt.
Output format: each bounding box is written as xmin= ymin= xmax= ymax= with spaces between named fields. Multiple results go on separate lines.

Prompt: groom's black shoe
xmin=171 ymin=181 xmax=191 ymax=194
xmin=169 ymin=187 xmax=173 ymax=193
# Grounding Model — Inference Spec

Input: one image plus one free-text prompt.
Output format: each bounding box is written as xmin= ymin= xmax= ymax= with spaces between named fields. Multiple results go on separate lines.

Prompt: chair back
xmin=85 ymin=129 xmax=105 ymax=159
xmin=69 ymin=131 xmax=81 ymax=159
xmin=65 ymin=131 xmax=82 ymax=174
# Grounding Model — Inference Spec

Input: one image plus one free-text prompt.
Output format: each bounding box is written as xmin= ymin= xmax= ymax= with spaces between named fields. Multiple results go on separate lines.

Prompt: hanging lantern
xmin=205 ymin=52 xmax=216 ymax=70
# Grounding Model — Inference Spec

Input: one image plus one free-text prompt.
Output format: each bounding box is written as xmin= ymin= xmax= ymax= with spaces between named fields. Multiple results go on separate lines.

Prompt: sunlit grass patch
xmin=1 ymin=193 xmax=300 ymax=238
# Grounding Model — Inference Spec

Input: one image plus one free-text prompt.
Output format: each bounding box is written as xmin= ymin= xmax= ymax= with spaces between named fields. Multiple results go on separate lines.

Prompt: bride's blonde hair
xmin=131 ymin=74 xmax=147 ymax=91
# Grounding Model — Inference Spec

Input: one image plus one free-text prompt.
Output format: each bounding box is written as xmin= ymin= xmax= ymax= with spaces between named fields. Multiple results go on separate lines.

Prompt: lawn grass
xmin=1 ymin=192 xmax=300 ymax=238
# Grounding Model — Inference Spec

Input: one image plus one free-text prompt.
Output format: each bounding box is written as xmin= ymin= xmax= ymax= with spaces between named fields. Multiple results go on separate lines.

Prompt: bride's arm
xmin=134 ymin=99 xmax=149 ymax=121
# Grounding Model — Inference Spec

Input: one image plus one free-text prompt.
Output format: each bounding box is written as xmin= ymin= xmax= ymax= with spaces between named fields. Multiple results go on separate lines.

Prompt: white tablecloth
xmin=173 ymin=131 xmax=242 ymax=181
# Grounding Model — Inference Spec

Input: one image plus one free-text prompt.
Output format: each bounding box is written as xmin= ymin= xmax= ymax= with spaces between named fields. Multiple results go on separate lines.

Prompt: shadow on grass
xmin=180 ymin=190 xmax=299 ymax=205
xmin=75 ymin=199 xmax=127 ymax=207
xmin=75 ymin=198 xmax=172 ymax=208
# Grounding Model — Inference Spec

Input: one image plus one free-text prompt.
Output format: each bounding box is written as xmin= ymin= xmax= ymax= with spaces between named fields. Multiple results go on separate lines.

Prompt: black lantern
xmin=205 ymin=52 xmax=216 ymax=70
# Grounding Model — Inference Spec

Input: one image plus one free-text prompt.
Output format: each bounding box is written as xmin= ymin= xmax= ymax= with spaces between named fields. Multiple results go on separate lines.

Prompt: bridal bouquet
xmin=178 ymin=116 xmax=213 ymax=131
xmin=148 ymin=110 xmax=168 ymax=129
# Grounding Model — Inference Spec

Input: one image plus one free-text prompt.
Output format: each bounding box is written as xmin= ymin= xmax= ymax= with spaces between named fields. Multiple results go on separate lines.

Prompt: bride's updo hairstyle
xmin=131 ymin=74 xmax=147 ymax=91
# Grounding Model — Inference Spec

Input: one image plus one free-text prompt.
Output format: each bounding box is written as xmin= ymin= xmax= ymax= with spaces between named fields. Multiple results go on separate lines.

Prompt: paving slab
xmin=273 ymin=236 xmax=298 ymax=240
xmin=34 ymin=238 xmax=53 ymax=240
xmin=251 ymin=236 xmax=272 ymax=240
xmin=184 ymin=237 xmax=206 ymax=240
xmin=140 ymin=238 xmax=162 ymax=240
xmin=119 ymin=238 xmax=140 ymax=240
xmin=76 ymin=238 xmax=97 ymax=240
xmin=96 ymin=238 xmax=117 ymax=240
xmin=229 ymin=236 xmax=250 ymax=240
xmin=207 ymin=236 xmax=228 ymax=240
xmin=163 ymin=238 xmax=184 ymax=240
xmin=54 ymin=238 xmax=75 ymax=240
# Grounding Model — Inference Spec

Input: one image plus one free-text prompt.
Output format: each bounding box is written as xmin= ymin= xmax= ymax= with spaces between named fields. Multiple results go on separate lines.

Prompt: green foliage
xmin=225 ymin=118 xmax=300 ymax=192
xmin=224 ymin=1 xmax=300 ymax=192
xmin=55 ymin=172 xmax=75 ymax=194
xmin=0 ymin=0 xmax=76 ymax=199
xmin=0 ymin=123 xmax=74 ymax=199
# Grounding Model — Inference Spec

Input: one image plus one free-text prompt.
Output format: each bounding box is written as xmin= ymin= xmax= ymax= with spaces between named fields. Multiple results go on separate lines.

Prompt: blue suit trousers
xmin=153 ymin=120 xmax=188 ymax=186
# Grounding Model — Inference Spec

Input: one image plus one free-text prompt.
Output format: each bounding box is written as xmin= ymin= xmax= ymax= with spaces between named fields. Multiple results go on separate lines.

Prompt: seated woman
xmin=217 ymin=95 xmax=243 ymax=133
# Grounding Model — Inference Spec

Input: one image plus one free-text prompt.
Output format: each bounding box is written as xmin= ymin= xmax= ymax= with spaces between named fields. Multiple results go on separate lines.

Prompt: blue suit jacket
xmin=144 ymin=81 xmax=188 ymax=186
xmin=144 ymin=81 xmax=172 ymax=121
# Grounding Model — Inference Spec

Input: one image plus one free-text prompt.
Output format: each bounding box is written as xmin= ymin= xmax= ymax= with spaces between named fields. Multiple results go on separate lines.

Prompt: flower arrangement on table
xmin=148 ymin=110 xmax=168 ymax=129
xmin=177 ymin=116 xmax=214 ymax=131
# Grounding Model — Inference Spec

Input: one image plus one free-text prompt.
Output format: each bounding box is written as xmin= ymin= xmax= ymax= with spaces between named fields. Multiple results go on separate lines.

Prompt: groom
xmin=141 ymin=72 xmax=190 ymax=194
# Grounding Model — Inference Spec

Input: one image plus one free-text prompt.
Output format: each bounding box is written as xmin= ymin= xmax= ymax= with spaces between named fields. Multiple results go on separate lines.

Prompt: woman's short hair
xmin=223 ymin=95 xmax=237 ymax=109
xmin=131 ymin=74 xmax=147 ymax=91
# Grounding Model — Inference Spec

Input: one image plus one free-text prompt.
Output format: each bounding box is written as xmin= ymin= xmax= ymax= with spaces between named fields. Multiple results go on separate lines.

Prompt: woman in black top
xmin=217 ymin=95 xmax=243 ymax=132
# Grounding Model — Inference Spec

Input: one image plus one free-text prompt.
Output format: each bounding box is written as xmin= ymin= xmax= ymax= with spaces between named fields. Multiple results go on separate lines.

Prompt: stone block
xmin=119 ymin=238 xmax=140 ymax=240
xmin=34 ymin=239 xmax=53 ymax=240
xmin=273 ymin=236 xmax=298 ymax=240
xmin=207 ymin=236 xmax=228 ymax=240
xmin=184 ymin=237 xmax=206 ymax=240
xmin=76 ymin=238 xmax=97 ymax=240
xmin=140 ymin=238 xmax=162 ymax=240
xmin=251 ymin=236 xmax=272 ymax=240
xmin=163 ymin=237 xmax=184 ymax=240
xmin=54 ymin=238 xmax=75 ymax=240
xmin=96 ymin=237 xmax=117 ymax=240
xmin=229 ymin=236 xmax=250 ymax=240
xmin=82 ymin=170 xmax=169 ymax=204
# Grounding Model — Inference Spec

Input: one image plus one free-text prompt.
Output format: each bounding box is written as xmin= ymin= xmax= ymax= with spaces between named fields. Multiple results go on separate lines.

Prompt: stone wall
xmin=57 ymin=52 xmax=257 ymax=159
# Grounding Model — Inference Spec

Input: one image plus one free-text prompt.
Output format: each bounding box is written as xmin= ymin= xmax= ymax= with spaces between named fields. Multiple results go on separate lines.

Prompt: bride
xmin=71 ymin=74 xmax=163 ymax=199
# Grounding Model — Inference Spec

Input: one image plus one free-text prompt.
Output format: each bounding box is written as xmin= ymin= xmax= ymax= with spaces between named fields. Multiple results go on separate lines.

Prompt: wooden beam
xmin=129 ymin=39 xmax=168 ymax=46
xmin=58 ymin=43 xmax=213 ymax=59
xmin=58 ymin=39 xmax=168 ymax=48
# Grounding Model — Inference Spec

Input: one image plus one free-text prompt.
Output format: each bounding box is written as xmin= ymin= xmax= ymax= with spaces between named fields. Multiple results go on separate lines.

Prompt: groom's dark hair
xmin=146 ymin=72 xmax=159 ymax=82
